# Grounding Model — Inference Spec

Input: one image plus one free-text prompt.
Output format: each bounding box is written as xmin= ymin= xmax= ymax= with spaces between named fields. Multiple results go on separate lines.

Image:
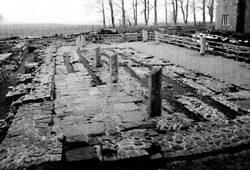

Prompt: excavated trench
xmin=0 ymin=45 xmax=37 ymax=143
xmin=77 ymin=49 xmax=105 ymax=86
xmin=0 ymin=46 xmax=36 ymax=117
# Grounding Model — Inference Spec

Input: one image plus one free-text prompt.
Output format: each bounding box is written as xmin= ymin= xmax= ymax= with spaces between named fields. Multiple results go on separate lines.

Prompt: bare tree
xmin=85 ymin=0 xmax=106 ymax=28
xmin=206 ymin=0 xmax=214 ymax=23
xmin=164 ymin=0 xmax=168 ymax=25
xmin=108 ymin=0 xmax=115 ymax=28
xmin=100 ymin=0 xmax=106 ymax=28
xmin=195 ymin=0 xmax=205 ymax=26
xmin=114 ymin=0 xmax=126 ymax=27
xmin=179 ymin=0 xmax=190 ymax=24
xmin=121 ymin=0 xmax=126 ymax=27
xmin=202 ymin=0 xmax=206 ymax=26
xmin=142 ymin=0 xmax=150 ymax=26
xmin=191 ymin=0 xmax=196 ymax=26
xmin=154 ymin=0 xmax=158 ymax=26
xmin=132 ymin=0 xmax=138 ymax=26
xmin=170 ymin=0 xmax=178 ymax=24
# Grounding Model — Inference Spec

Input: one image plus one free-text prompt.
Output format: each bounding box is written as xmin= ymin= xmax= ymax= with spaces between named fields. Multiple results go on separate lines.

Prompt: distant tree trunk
xmin=192 ymin=0 xmax=197 ymax=26
xmin=132 ymin=0 xmax=138 ymax=26
xmin=143 ymin=0 xmax=147 ymax=25
xmin=108 ymin=0 xmax=115 ymax=28
xmin=185 ymin=0 xmax=189 ymax=24
xmin=165 ymin=0 xmax=168 ymax=25
xmin=180 ymin=0 xmax=189 ymax=24
xmin=114 ymin=0 xmax=126 ymax=27
xmin=202 ymin=0 xmax=206 ymax=26
xmin=121 ymin=0 xmax=126 ymax=27
xmin=206 ymin=0 xmax=214 ymax=23
xmin=171 ymin=0 xmax=178 ymax=24
xmin=101 ymin=0 xmax=106 ymax=28
xmin=147 ymin=0 xmax=150 ymax=25
xmin=180 ymin=0 xmax=185 ymax=23
xmin=154 ymin=0 xmax=158 ymax=26
xmin=91 ymin=0 xmax=106 ymax=28
xmin=142 ymin=0 xmax=150 ymax=26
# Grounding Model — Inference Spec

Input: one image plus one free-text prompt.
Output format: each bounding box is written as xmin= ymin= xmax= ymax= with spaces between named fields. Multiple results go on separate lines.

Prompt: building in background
xmin=216 ymin=0 xmax=250 ymax=33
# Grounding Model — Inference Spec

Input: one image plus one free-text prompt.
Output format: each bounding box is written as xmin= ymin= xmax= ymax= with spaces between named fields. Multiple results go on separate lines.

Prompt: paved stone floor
xmin=110 ymin=42 xmax=250 ymax=89
xmin=1 ymin=40 xmax=250 ymax=170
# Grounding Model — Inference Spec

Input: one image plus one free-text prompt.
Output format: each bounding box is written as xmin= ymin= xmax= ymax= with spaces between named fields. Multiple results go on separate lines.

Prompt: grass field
xmin=0 ymin=23 xmax=214 ymax=39
xmin=0 ymin=24 xmax=103 ymax=39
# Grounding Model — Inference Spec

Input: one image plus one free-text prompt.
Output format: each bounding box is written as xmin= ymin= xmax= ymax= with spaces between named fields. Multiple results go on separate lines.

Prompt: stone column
xmin=143 ymin=30 xmax=148 ymax=42
xmin=95 ymin=47 xmax=102 ymax=68
xmin=200 ymin=35 xmax=206 ymax=55
xmin=148 ymin=67 xmax=162 ymax=117
xmin=81 ymin=35 xmax=86 ymax=47
xmin=110 ymin=54 xmax=118 ymax=83
xmin=155 ymin=31 xmax=160 ymax=43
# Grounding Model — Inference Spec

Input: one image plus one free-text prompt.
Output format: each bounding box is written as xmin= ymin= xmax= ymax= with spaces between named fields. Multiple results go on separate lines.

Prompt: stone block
xmin=146 ymin=129 xmax=158 ymax=137
xmin=117 ymin=150 xmax=129 ymax=160
xmin=117 ymin=111 xmax=145 ymax=123
xmin=126 ymin=150 xmax=139 ymax=158
xmin=149 ymin=153 xmax=162 ymax=160
xmin=103 ymin=154 xmax=118 ymax=162
xmin=65 ymin=146 xmax=98 ymax=162
xmin=64 ymin=122 xmax=106 ymax=137
xmin=65 ymin=134 xmax=88 ymax=144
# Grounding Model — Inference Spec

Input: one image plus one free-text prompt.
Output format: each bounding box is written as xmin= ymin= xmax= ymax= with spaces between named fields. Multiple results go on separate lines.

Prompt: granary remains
xmin=216 ymin=0 xmax=250 ymax=33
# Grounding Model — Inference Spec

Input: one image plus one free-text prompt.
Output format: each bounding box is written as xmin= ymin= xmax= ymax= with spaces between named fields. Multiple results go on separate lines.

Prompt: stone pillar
xmin=110 ymin=54 xmax=118 ymax=83
xmin=81 ymin=35 xmax=86 ymax=47
xmin=200 ymin=35 xmax=206 ymax=55
xmin=143 ymin=30 xmax=148 ymax=42
xmin=95 ymin=47 xmax=102 ymax=68
xmin=155 ymin=31 xmax=160 ymax=43
xmin=148 ymin=67 xmax=162 ymax=117
xmin=76 ymin=36 xmax=81 ymax=48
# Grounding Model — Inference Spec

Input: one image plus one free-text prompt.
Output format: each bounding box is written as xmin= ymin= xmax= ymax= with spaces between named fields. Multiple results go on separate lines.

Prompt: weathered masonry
xmin=216 ymin=0 xmax=250 ymax=33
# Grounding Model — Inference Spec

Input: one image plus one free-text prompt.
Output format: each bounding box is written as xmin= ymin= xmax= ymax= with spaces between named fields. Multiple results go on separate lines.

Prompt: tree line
xmin=87 ymin=0 xmax=215 ymax=28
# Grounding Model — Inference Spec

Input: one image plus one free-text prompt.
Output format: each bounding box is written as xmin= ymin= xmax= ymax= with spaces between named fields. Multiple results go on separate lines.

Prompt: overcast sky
xmin=0 ymin=0 xmax=208 ymax=25
xmin=0 ymin=0 xmax=95 ymax=24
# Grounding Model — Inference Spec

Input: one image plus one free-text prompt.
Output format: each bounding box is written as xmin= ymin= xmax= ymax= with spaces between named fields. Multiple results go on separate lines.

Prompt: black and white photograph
xmin=0 ymin=0 xmax=250 ymax=169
